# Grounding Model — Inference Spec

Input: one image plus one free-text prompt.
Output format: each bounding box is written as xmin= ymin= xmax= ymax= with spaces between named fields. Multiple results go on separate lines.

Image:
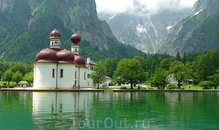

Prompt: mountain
xmin=158 ymin=0 xmax=219 ymax=56
xmin=98 ymin=2 xmax=191 ymax=54
xmin=0 ymin=0 xmax=144 ymax=63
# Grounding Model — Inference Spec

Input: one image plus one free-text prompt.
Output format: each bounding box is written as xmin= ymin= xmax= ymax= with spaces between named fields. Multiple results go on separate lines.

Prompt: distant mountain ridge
xmin=98 ymin=2 xmax=192 ymax=54
xmin=0 ymin=0 xmax=144 ymax=63
xmin=158 ymin=0 xmax=219 ymax=56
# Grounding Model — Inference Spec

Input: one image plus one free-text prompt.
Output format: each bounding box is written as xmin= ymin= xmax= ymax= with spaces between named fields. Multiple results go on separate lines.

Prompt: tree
xmin=91 ymin=62 xmax=107 ymax=89
xmin=23 ymin=71 xmax=33 ymax=83
xmin=113 ymin=58 xmax=147 ymax=89
xmin=176 ymin=51 xmax=181 ymax=61
xmin=3 ymin=69 xmax=14 ymax=84
xmin=103 ymin=58 xmax=118 ymax=78
xmin=159 ymin=57 xmax=172 ymax=70
xmin=150 ymin=68 xmax=168 ymax=89
xmin=11 ymin=63 xmax=26 ymax=76
xmin=169 ymin=61 xmax=192 ymax=89
xmin=208 ymin=68 xmax=219 ymax=89
xmin=12 ymin=71 xmax=23 ymax=83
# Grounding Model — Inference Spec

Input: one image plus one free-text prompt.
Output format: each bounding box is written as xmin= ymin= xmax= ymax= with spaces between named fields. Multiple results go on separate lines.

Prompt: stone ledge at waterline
xmin=0 ymin=88 xmax=219 ymax=92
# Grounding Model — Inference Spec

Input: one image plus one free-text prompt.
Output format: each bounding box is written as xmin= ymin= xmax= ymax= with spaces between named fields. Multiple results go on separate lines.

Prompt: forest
xmin=93 ymin=49 xmax=219 ymax=89
xmin=1 ymin=49 xmax=219 ymax=89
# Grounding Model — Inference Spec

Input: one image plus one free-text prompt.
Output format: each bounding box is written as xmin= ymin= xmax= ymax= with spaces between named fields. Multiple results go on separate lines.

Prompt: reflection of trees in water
xmin=89 ymin=92 xmax=219 ymax=129
xmin=1 ymin=91 xmax=32 ymax=111
xmin=3 ymin=91 xmax=219 ymax=129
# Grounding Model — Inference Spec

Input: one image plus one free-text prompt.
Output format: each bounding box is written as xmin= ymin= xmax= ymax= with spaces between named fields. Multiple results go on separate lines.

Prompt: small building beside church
xmin=33 ymin=28 xmax=96 ymax=89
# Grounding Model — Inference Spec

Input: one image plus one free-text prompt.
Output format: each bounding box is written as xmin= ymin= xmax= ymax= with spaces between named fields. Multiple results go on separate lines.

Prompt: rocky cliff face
xmin=158 ymin=0 xmax=219 ymax=56
xmin=192 ymin=0 xmax=219 ymax=15
xmin=98 ymin=6 xmax=191 ymax=54
xmin=27 ymin=0 xmax=114 ymax=50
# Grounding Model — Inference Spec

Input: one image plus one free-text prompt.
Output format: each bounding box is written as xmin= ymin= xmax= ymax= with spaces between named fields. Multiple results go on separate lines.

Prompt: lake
xmin=0 ymin=91 xmax=218 ymax=129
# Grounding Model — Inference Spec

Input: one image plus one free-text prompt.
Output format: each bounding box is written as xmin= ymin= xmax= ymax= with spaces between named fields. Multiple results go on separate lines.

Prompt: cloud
xmin=96 ymin=0 xmax=134 ymax=15
xmin=96 ymin=0 xmax=197 ymax=15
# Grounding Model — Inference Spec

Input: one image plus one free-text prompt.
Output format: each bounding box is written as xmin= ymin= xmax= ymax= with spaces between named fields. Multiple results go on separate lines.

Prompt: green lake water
xmin=0 ymin=91 xmax=218 ymax=130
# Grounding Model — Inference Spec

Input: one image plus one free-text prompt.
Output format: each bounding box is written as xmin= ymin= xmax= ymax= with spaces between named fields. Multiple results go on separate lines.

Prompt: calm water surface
xmin=0 ymin=91 xmax=218 ymax=130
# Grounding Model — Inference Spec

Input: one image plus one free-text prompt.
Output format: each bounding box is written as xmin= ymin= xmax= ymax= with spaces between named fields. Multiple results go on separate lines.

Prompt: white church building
xmin=33 ymin=28 xmax=96 ymax=89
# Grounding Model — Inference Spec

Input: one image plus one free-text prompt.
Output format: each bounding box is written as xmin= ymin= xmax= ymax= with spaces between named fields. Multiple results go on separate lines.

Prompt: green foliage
xmin=103 ymin=58 xmax=118 ymax=78
xmin=0 ymin=61 xmax=33 ymax=84
xmin=3 ymin=69 xmax=13 ymax=84
xmin=194 ymin=50 xmax=219 ymax=80
xmin=208 ymin=68 xmax=219 ymax=88
xmin=113 ymin=58 xmax=147 ymax=89
xmin=12 ymin=71 xmax=23 ymax=83
xmin=159 ymin=57 xmax=172 ymax=70
xmin=150 ymin=68 xmax=168 ymax=89
xmin=11 ymin=63 xmax=26 ymax=76
xmin=91 ymin=62 xmax=107 ymax=89
xmin=167 ymin=84 xmax=177 ymax=90
xmin=199 ymin=81 xmax=217 ymax=89
xmin=169 ymin=61 xmax=193 ymax=88
xmin=176 ymin=51 xmax=181 ymax=61
xmin=22 ymin=71 xmax=33 ymax=83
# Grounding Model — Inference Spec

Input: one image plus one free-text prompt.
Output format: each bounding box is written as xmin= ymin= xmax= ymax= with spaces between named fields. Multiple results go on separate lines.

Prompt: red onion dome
xmin=36 ymin=48 xmax=58 ymax=63
xmin=71 ymin=33 xmax=81 ymax=44
xmin=74 ymin=54 xmax=86 ymax=67
xmin=57 ymin=49 xmax=74 ymax=63
xmin=49 ymin=28 xmax=61 ymax=39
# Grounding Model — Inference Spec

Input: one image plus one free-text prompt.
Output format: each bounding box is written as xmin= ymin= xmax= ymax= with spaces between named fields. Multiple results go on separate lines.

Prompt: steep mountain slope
xmin=158 ymin=0 xmax=219 ymax=56
xmin=98 ymin=4 xmax=191 ymax=54
xmin=0 ymin=0 xmax=144 ymax=63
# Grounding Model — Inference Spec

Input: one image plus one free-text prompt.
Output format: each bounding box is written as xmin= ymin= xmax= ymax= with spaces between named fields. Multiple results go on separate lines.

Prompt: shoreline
xmin=0 ymin=88 xmax=219 ymax=92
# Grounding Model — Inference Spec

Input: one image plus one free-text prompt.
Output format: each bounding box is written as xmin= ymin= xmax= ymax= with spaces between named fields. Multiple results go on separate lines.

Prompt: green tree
xmin=23 ymin=71 xmax=33 ymax=83
xmin=150 ymin=68 xmax=168 ymax=89
xmin=159 ymin=57 xmax=172 ymax=70
xmin=169 ymin=61 xmax=192 ymax=89
xmin=113 ymin=58 xmax=147 ymax=89
xmin=12 ymin=71 xmax=23 ymax=83
xmin=91 ymin=62 xmax=107 ymax=89
xmin=11 ymin=63 xmax=26 ymax=76
xmin=176 ymin=51 xmax=181 ymax=61
xmin=103 ymin=58 xmax=118 ymax=78
xmin=208 ymin=68 xmax=219 ymax=88
xmin=3 ymin=69 xmax=14 ymax=84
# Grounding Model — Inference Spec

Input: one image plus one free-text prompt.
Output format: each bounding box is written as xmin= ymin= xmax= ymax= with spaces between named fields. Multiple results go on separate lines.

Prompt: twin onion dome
xmin=36 ymin=28 xmax=86 ymax=67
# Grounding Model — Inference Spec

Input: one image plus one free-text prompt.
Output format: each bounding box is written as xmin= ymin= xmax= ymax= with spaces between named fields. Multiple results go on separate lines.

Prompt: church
xmin=33 ymin=28 xmax=96 ymax=89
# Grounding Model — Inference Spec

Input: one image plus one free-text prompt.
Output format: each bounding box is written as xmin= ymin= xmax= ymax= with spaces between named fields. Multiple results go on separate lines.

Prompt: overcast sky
xmin=96 ymin=0 xmax=197 ymax=15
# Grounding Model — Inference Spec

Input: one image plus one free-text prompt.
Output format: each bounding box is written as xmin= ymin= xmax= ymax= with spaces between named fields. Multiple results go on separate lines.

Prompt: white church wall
xmin=57 ymin=64 xmax=75 ymax=89
xmin=86 ymin=66 xmax=95 ymax=87
xmin=78 ymin=67 xmax=87 ymax=87
xmin=34 ymin=63 xmax=57 ymax=88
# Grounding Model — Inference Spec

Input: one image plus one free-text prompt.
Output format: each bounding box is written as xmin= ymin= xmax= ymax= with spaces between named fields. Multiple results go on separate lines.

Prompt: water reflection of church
xmin=32 ymin=92 xmax=94 ymax=129
xmin=33 ymin=28 xmax=96 ymax=89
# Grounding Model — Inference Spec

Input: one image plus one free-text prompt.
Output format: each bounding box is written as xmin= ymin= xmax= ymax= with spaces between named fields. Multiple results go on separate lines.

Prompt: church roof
xmin=74 ymin=54 xmax=86 ymax=67
xmin=36 ymin=28 xmax=88 ymax=67
xmin=49 ymin=28 xmax=61 ymax=39
xmin=71 ymin=33 xmax=81 ymax=46
xmin=36 ymin=48 xmax=74 ymax=64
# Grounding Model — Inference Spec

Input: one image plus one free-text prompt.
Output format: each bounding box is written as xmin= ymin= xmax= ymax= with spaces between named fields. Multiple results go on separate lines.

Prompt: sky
xmin=95 ymin=0 xmax=198 ymax=15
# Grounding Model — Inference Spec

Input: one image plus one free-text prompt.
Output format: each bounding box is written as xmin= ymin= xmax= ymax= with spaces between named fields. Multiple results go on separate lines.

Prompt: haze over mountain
xmin=0 ymin=0 xmax=144 ymax=63
xmin=97 ymin=0 xmax=196 ymax=54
